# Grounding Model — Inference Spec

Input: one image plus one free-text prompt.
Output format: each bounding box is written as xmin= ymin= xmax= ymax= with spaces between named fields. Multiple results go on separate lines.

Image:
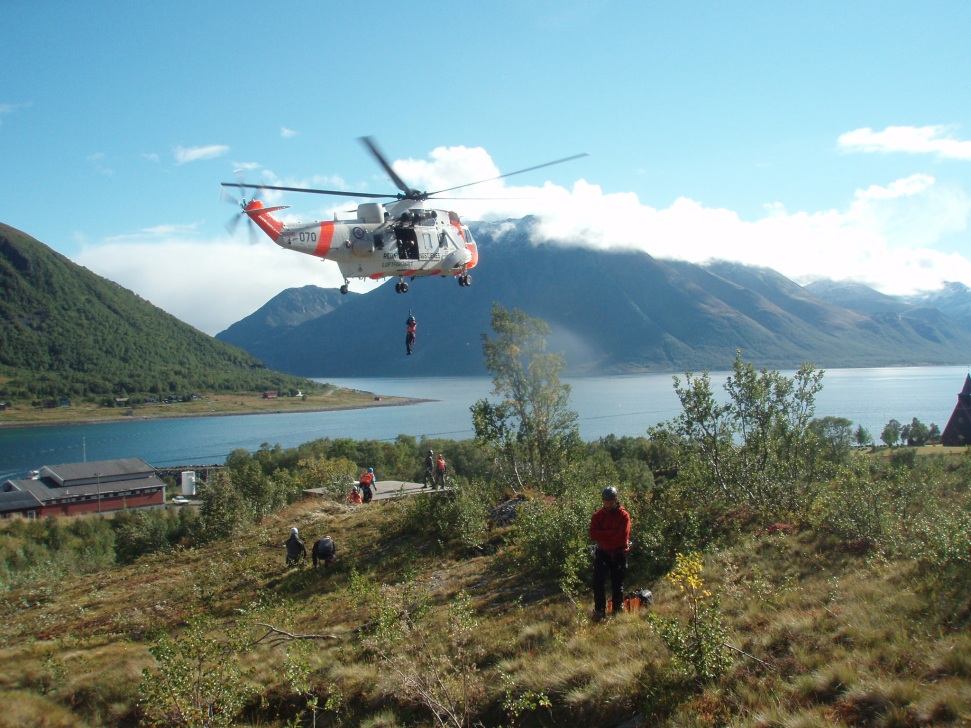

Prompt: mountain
xmin=803 ymin=279 xmax=916 ymax=315
xmin=0 ymin=223 xmax=315 ymax=400
xmin=904 ymin=282 xmax=971 ymax=332
xmin=218 ymin=285 xmax=354 ymax=356
xmin=216 ymin=218 xmax=971 ymax=377
xmin=806 ymin=278 xmax=971 ymax=334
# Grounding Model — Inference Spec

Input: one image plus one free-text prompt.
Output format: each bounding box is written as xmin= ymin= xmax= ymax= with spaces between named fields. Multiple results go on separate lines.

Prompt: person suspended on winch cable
xmin=405 ymin=312 xmax=417 ymax=355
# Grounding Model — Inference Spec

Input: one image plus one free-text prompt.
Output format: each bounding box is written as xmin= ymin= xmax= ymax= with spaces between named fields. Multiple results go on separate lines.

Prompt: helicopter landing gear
xmin=458 ymin=273 xmax=472 ymax=287
xmin=340 ymin=283 xmax=349 ymax=295
xmin=395 ymin=280 xmax=409 ymax=294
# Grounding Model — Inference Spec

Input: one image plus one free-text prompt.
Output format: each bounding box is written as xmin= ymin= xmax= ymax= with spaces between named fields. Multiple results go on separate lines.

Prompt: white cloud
xmin=87 ymin=151 xmax=113 ymax=176
xmin=0 ymin=101 xmax=30 ymax=126
xmin=75 ymin=139 xmax=971 ymax=334
xmin=281 ymin=127 xmax=298 ymax=138
xmin=839 ymin=125 xmax=971 ymax=160
xmin=174 ymin=144 xmax=230 ymax=164
xmin=75 ymin=230 xmax=357 ymax=335
xmin=518 ymin=175 xmax=971 ymax=296
xmin=400 ymin=145 xmax=971 ymax=298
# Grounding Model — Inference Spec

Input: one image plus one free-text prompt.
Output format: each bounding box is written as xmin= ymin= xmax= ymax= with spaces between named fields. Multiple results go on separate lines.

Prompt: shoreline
xmin=0 ymin=396 xmax=434 ymax=430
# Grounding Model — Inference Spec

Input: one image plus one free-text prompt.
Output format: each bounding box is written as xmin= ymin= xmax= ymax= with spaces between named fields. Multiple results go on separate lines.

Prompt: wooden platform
xmin=370 ymin=480 xmax=448 ymax=501
xmin=303 ymin=480 xmax=448 ymax=502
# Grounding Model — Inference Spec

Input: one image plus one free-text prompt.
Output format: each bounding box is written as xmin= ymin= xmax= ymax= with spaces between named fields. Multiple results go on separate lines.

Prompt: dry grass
xmin=2 ymin=495 xmax=971 ymax=726
xmin=0 ymin=386 xmax=417 ymax=427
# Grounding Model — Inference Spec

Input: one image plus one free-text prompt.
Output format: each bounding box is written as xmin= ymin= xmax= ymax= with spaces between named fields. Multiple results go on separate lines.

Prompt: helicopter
xmin=222 ymin=137 xmax=587 ymax=294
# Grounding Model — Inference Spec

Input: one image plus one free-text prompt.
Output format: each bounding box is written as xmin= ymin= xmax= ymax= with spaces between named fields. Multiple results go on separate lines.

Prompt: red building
xmin=0 ymin=458 xmax=166 ymax=518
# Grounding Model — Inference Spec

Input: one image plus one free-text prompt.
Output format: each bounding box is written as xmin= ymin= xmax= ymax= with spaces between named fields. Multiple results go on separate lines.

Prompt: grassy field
xmin=0 ymin=386 xmax=419 ymax=427
xmin=2 ymin=483 xmax=970 ymax=727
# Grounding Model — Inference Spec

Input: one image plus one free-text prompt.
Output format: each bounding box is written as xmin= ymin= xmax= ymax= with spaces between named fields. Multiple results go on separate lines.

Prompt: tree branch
xmin=251 ymin=623 xmax=341 ymax=647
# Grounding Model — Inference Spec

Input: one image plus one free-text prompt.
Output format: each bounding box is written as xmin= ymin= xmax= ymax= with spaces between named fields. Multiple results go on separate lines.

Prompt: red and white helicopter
xmin=222 ymin=137 xmax=586 ymax=294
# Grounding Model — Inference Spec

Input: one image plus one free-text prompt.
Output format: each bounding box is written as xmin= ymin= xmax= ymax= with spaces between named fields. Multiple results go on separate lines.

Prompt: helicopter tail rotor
xmin=222 ymin=171 xmax=264 ymax=244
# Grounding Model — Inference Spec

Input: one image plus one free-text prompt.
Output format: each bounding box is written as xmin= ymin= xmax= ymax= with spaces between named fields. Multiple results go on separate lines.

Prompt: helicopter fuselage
xmin=244 ymin=199 xmax=478 ymax=290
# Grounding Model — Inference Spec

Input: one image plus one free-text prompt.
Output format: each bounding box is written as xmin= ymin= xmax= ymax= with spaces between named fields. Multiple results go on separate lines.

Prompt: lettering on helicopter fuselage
xmin=297 ymin=231 xmax=318 ymax=243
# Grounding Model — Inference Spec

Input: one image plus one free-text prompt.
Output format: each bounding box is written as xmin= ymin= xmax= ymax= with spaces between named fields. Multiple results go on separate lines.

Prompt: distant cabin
xmin=262 ymin=391 xmax=278 ymax=399
xmin=940 ymin=373 xmax=971 ymax=446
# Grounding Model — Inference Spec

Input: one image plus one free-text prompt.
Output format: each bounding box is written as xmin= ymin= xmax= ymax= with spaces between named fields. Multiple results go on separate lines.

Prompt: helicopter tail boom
xmin=242 ymin=200 xmax=287 ymax=241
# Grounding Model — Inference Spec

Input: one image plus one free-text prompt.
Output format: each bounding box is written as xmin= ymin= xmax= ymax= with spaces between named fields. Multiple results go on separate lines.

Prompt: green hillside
xmin=0 ymin=223 xmax=316 ymax=401
xmin=1 ymin=438 xmax=969 ymax=727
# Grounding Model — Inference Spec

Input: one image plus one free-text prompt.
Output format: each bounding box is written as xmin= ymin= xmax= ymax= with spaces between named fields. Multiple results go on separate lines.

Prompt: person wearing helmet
xmin=285 ymin=527 xmax=307 ymax=567
xmin=312 ymin=536 xmax=336 ymax=568
xmin=358 ymin=467 xmax=376 ymax=503
xmin=423 ymin=449 xmax=435 ymax=488
xmin=405 ymin=313 xmax=417 ymax=355
xmin=348 ymin=485 xmax=363 ymax=504
xmin=589 ymin=486 xmax=631 ymax=621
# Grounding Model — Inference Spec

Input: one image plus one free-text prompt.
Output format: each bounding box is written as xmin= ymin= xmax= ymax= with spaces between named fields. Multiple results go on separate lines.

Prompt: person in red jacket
xmin=589 ymin=486 xmax=631 ymax=621
xmin=358 ymin=467 xmax=376 ymax=503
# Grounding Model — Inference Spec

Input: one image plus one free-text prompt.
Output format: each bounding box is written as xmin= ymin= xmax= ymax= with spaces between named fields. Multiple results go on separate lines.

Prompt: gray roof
xmin=0 ymin=489 xmax=44 ymax=514
xmin=40 ymin=458 xmax=155 ymax=486
xmin=0 ymin=458 xmax=165 ymax=506
xmin=12 ymin=474 xmax=165 ymax=502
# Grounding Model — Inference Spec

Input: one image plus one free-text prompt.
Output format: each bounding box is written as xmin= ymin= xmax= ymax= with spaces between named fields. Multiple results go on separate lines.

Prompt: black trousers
xmin=593 ymin=549 xmax=627 ymax=613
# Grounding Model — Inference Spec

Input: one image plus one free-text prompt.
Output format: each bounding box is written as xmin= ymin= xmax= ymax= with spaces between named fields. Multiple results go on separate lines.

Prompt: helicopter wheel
xmin=458 ymin=274 xmax=472 ymax=287
xmin=340 ymin=284 xmax=349 ymax=295
xmin=401 ymin=282 xmax=409 ymax=293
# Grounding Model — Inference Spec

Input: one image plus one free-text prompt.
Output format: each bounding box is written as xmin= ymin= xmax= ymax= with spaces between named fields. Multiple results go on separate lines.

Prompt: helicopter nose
xmin=456 ymin=247 xmax=472 ymax=265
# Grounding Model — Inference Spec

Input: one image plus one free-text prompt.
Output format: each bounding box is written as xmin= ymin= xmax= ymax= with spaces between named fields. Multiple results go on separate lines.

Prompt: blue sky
xmin=3 ymin=1 xmax=970 ymax=334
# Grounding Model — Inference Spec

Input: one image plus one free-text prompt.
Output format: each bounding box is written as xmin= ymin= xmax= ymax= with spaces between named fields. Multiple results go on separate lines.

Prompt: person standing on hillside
xmin=285 ymin=527 xmax=307 ymax=567
xmin=423 ymin=449 xmax=435 ymax=487
xmin=312 ymin=536 xmax=336 ymax=568
xmin=589 ymin=486 xmax=631 ymax=621
xmin=433 ymin=453 xmax=448 ymax=489
xmin=358 ymin=467 xmax=376 ymax=503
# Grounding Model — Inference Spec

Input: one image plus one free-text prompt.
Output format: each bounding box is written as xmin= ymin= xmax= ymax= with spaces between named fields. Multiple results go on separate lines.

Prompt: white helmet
xmin=290 ymin=527 xmax=298 ymax=536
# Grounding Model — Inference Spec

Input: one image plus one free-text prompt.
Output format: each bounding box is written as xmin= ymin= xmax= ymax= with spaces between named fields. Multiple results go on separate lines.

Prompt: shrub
xmin=648 ymin=552 xmax=732 ymax=682
xmin=513 ymin=486 xmax=592 ymax=593
xmin=139 ymin=614 xmax=256 ymax=728
xmin=810 ymin=465 xmax=893 ymax=546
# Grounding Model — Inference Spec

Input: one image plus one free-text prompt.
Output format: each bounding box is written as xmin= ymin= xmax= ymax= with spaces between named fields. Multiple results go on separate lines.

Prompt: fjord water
xmin=0 ymin=367 xmax=967 ymax=480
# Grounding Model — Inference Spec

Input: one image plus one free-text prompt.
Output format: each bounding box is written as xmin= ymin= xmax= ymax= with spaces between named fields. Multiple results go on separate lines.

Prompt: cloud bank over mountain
xmin=76 ymin=126 xmax=971 ymax=335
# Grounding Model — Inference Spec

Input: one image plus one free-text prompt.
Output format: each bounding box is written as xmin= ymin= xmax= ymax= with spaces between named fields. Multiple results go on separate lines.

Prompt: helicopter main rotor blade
xmin=220 ymin=182 xmax=394 ymax=200
xmin=359 ymin=136 xmax=415 ymax=197
xmin=427 ymin=152 xmax=589 ymax=197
